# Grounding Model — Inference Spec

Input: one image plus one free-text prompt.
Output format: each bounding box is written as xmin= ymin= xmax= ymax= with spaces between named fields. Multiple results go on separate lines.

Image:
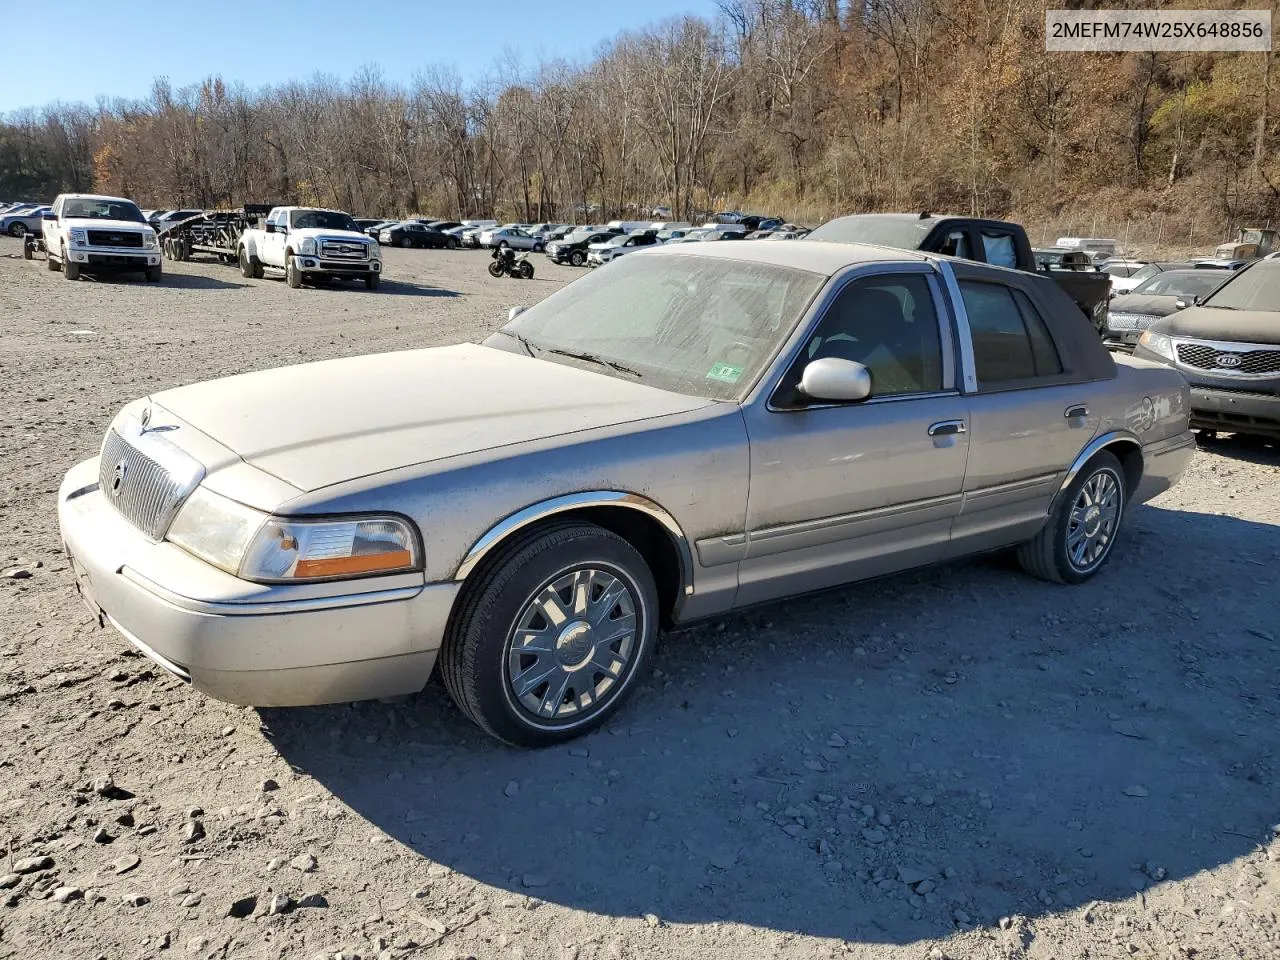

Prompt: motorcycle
xmin=488 ymin=246 xmax=534 ymax=280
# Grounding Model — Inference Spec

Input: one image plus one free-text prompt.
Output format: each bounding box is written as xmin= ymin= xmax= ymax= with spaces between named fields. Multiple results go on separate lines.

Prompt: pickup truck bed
xmin=807 ymin=214 xmax=1112 ymax=334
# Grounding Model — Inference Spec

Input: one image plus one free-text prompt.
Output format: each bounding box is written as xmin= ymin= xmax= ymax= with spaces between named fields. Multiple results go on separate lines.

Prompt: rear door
xmin=947 ymin=271 xmax=1105 ymax=556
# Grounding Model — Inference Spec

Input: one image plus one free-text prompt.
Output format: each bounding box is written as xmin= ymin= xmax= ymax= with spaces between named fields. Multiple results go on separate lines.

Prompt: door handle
xmin=928 ymin=419 xmax=967 ymax=437
xmin=1065 ymin=404 xmax=1089 ymax=420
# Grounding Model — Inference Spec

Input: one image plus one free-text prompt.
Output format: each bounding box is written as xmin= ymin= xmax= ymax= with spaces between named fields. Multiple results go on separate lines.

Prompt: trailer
xmin=156 ymin=204 xmax=275 ymax=265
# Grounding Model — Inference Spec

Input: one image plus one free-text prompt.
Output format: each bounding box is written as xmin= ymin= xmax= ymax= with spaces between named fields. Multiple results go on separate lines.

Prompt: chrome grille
xmin=1106 ymin=312 xmax=1161 ymax=331
xmin=87 ymin=229 xmax=144 ymax=248
xmin=98 ymin=429 xmax=194 ymax=539
xmin=1176 ymin=342 xmax=1280 ymax=375
xmin=318 ymin=237 xmax=369 ymax=260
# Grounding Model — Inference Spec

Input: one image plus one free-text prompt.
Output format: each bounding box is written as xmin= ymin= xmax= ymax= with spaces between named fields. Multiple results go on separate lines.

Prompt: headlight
xmin=1137 ymin=330 xmax=1176 ymax=361
xmin=167 ymin=486 xmax=419 ymax=582
xmin=143 ymin=231 xmax=158 ymax=249
xmin=69 ymin=228 xmax=87 ymax=245
xmin=297 ymin=237 xmax=317 ymax=256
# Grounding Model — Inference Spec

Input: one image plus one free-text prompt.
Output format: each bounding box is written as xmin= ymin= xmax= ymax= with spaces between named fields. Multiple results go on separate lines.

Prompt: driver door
xmin=737 ymin=266 xmax=970 ymax=606
xmin=262 ymin=210 xmax=286 ymax=265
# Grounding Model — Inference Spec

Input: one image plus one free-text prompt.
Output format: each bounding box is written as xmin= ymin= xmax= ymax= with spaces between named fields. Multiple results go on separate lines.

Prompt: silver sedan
xmin=59 ymin=241 xmax=1194 ymax=745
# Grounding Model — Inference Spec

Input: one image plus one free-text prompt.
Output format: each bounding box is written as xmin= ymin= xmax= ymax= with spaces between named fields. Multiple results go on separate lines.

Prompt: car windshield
xmin=1128 ymin=264 xmax=1163 ymax=283
xmin=290 ymin=210 xmax=360 ymax=232
xmin=1201 ymin=262 xmax=1280 ymax=312
xmin=495 ymin=253 xmax=825 ymax=400
xmin=807 ymin=215 xmax=932 ymax=249
xmin=1133 ymin=271 xmax=1227 ymax=297
xmin=62 ymin=198 xmax=145 ymax=223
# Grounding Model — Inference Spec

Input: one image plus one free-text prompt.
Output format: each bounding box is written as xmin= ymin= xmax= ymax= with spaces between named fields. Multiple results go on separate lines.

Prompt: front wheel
xmin=145 ymin=265 xmax=162 ymax=283
xmin=439 ymin=522 xmax=659 ymax=746
xmin=64 ymin=249 xmax=80 ymax=281
xmin=286 ymin=255 xmax=302 ymax=288
xmin=8 ymin=222 xmax=26 ymax=237
xmin=569 ymin=250 xmax=586 ymax=267
xmin=487 ymin=261 xmax=504 ymax=278
xmin=399 ymin=237 xmax=412 ymax=248
xmin=1018 ymin=451 xmax=1126 ymax=584
xmin=364 ymin=272 xmax=380 ymax=290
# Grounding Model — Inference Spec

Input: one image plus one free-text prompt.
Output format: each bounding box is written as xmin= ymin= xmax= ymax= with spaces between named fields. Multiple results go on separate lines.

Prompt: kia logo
xmin=1215 ymin=354 xmax=1243 ymax=368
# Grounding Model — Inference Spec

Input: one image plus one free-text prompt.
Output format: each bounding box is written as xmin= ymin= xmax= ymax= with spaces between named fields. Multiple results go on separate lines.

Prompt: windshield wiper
xmin=545 ymin=348 xmax=642 ymax=378
xmin=501 ymin=328 xmax=539 ymax=357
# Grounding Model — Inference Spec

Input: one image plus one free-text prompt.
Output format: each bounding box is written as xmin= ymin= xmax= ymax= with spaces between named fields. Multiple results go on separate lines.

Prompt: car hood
xmin=61 ymin=217 xmax=151 ymax=231
xmin=1108 ymin=293 xmax=1180 ymax=316
xmin=151 ymin=343 xmax=713 ymax=492
xmin=288 ymin=227 xmax=368 ymax=242
xmin=1151 ymin=306 xmax=1280 ymax=344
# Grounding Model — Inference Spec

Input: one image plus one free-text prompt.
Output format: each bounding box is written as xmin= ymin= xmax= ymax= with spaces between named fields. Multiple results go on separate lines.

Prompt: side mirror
xmin=43 ymin=211 xmax=56 ymax=220
xmin=508 ymin=306 xmax=526 ymax=323
xmin=264 ymin=223 xmax=276 ymax=233
xmin=1174 ymin=298 xmax=1186 ymax=310
xmin=798 ymin=357 xmax=872 ymax=403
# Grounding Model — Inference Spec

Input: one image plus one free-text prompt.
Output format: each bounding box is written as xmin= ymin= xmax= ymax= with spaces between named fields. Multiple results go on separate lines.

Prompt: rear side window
xmin=980 ymin=231 xmax=1018 ymax=269
xmin=960 ymin=281 xmax=1062 ymax=384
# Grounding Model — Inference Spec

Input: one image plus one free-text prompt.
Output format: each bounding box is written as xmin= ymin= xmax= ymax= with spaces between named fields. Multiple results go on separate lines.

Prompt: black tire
xmin=498 ymin=240 xmax=509 ymax=250
xmin=22 ymin=242 xmax=32 ymax=261
xmin=399 ymin=236 xmax=412 ymax=248
xmin=238 ymin=247 xmax=255 ymax=278
xmin=518 ymin=260 xmax=534 ymax=280
xmin=446 ymin=237 xmax=458 ymax=249
xmin=1018 ymin=451 xmax=1126 ymax=584
xmin=145 ymin=265 xmax=162 ymax=283
xmin=487 ymin=261 xmax=504 ymax=278
xmin=569 ymin=250 xmax=586 ymax=267
xmin=8 ymin=222 xmax=26 ymax=237
xmin=365 ymin=272 xmax=380 ymax=290
xmin=47 ymin=251 xmax=60 ymax=272
xmin=64 ymin=249 xmax=80 ymax=281
xmin=439 ymin=521 xmax=659 ymax=746
xmin=286 ymin=254 xmax=302 ymax=289
xmin=533 ymin=242 xmax=544 ymax=253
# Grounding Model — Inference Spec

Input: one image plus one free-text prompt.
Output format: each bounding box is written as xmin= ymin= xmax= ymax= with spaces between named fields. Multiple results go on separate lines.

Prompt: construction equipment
xmin=1213 ymin=227 xmax=1277 ymax=262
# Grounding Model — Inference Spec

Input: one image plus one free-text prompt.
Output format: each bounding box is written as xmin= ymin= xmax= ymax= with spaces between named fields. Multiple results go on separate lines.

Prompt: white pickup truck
xmin=42 ymin=194 xmax=163 ymax=282
xmin=238 ymin=206 xmax=382 ymax=290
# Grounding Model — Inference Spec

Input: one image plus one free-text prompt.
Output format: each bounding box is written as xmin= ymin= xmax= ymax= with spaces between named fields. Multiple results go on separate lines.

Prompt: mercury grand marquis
xmin=58 ymin=241 xmax=1195 ymax=746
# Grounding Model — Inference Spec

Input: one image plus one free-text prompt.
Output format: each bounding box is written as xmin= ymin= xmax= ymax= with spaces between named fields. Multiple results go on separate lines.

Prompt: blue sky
xmin=0 ymin=1 xmax=721 ymax=113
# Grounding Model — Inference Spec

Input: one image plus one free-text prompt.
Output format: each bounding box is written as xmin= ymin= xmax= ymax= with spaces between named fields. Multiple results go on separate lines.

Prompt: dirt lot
xmin=1 ymin=236 xmax=1278 ymax=960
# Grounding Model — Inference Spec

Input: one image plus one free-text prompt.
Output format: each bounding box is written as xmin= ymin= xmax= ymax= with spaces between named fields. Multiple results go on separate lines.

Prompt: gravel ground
xmin=1 ymin=235 xmax=1278 ymax=960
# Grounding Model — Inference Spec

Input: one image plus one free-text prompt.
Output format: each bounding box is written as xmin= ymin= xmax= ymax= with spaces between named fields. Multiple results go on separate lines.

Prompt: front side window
xmin=937 ymin=229 xmax=972 ymax=260
xmin=960 ymin=281 xmax=1062 ymax=384
xmin=787 ymin=273 xmax=944 ymax=400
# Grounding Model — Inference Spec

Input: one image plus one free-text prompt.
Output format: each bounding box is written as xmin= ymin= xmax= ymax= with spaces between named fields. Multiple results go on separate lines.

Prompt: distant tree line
xmin=1 ymin=0 xmax=1275 ymax=236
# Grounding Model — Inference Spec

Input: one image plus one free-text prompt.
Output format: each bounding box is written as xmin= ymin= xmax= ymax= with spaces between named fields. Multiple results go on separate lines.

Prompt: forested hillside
xmin=1 ymin=0 xmax=1275 ymax=251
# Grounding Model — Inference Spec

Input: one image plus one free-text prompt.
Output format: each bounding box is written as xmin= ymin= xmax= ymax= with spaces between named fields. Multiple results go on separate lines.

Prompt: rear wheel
xmin=1018 ymin=451 xmax=1126 ymax=584
xmin=399 ymin=236 xmax=412 ymax=248
xmin=439 ymin=522 xmax=659 ymax=746
xmin=446 ymin=237 xmax=458 ymax=249
xmin=8 ymin=222 xmax=26 ymax=237
xmin=570 ymin=250 xmax=586 ymax=267
xmin=22 ymin=241 xmax=33 ymax=260
xmin=518 ymin=260 xmax=534 ymax=279
xmin=285 ymin=254 xmax=302 ymax=289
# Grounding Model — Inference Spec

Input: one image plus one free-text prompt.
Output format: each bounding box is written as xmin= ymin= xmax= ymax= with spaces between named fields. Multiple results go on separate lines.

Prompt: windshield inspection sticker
xmin=706 ymin=362 xmax=744 ymax=384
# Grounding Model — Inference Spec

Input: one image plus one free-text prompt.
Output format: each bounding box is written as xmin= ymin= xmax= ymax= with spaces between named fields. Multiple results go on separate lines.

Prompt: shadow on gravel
xmin=157 ymin=273 xmax=248 ymax=290
xmin=264 ymin=503 xmax=1279 ymax=945
xmin=1197 ymin=433 xmax=1280 ymax=466
xmin=376 ymin=279 xmax=460 ymax=298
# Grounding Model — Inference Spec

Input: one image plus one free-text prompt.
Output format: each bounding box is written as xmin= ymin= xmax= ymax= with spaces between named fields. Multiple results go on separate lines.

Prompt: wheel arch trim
xmin=452 ymin=491 xmax=695 ymax=598
xmin=1050 ymin=429 xmax=1142 ymax=511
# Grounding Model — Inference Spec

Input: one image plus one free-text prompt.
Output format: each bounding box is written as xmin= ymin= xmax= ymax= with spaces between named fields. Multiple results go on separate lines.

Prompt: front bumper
xmin=1189 ymin=386 xmax=1280 ymax=436
xmin=58 ymin=457 xmax=458 ymax=707
xmin=294 ymin=257 xmax=380 ymax=275
xmin=68 ymin=246 xmax=160 ymax=270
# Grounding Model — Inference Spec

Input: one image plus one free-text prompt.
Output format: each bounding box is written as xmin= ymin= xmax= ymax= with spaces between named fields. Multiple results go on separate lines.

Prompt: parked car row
xmin=1 ymin=201 xmax=54 ymax=236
